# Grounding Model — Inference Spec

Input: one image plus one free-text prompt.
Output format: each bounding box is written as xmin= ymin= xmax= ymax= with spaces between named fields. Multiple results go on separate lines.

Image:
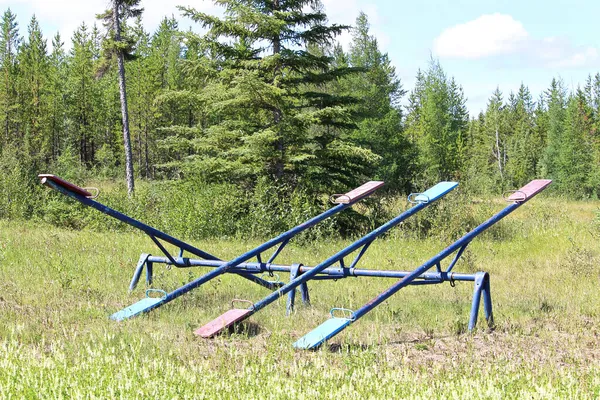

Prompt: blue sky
xmin=3 ymin=0 xmax=599 ymax=114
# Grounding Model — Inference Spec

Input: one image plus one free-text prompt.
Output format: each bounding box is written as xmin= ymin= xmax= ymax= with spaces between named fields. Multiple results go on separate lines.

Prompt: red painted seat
xmin=38 ymin=174 xmax=93 ymax=198
xmin=194 ymin=308 xmax=253 ymax=338
xmin=332 ymin=181 xmax=384 ymax=204
xmin=508 ymin=179 xmax=552 ymax=202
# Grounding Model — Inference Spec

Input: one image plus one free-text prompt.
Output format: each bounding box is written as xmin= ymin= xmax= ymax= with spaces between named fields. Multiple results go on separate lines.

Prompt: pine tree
xmin=67 ymin=23 xmax=96 ymax=165
xmin=505 ymin=84 xmax=538 ymax=186
xmin=464 ymin=112 xmax=495 ymax=192
xmin=541 ymin=78 xmax=567 ymax=179
xmin=48 ymin=32 xmax=67 ymax=160
xmin=0 ymin=9 xmax=20 ymax=145
xmin=175 ymin=0 xmax=377 ymax=191
xmin=404 ymin=59 xmax=467 ymax=184
xmin=589 ymin=74 xmax=600 ymax=193
xmin=344 ymin=12 xmax=413 ymax=191
xmin=484 ymin=88 xmax=508 ymax=184
xmin=128 ymin=16 xmax=157 ymax=178
xmin=19 ymin=15 xmax=50 ymax=165
xmin=559 ymin=89 xmax=593 ymax=196
xmin=97 ymin=0 xmax=143 ymax=195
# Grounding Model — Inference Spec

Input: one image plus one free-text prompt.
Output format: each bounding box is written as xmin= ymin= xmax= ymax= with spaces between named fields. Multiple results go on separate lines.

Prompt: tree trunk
xmin=494 ymin=124 xmax=503 ymax=180
xmin=113 ymin=0 xmax=135 ymax=195
xmin=272 ymin=0 xmax=284 ymax=180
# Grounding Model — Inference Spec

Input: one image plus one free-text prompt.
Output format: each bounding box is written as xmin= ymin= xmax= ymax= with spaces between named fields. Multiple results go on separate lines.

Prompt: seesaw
xmin=39 ymin=174 xmax=550 ymax=348
xmin=40 ymin=175 xmax=389 ymax=317
xmin=293 ymin=179 xmax=552 ymax=349
xmin=193 ymin=181 xmax=458 ymax=337
xmin=39 ymin=174 xmax=456 ymax=326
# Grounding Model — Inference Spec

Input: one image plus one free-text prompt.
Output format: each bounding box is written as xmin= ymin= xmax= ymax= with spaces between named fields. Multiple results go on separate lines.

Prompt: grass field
xmin=1 ymin=196 xmax=599 ymax=398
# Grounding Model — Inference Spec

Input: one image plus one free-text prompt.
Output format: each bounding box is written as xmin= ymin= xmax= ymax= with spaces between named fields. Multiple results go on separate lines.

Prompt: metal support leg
xmin=469 ymin=272 xmax=490 ymax=331
xmin=286 ymin=264 xmax=302 ymax=315
xmin=299 ymin=278 xmax=310 ymax=306
xmin=146 ymin=261 xmax=153 ymax=286
xmin=481 ymin=273 xmax=494 ymax=328
xmin=129 ymin=254 xmax=151 ymax=291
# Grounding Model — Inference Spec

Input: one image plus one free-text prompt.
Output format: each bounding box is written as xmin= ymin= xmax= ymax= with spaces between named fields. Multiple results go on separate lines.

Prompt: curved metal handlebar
xmin=503 ymin=190 xmax=527 ymax=202
xmin=83 ymin=187 xmax=100 ymax=199
xmin=145 ymin=288 xmax=168 ymax=299
xmin=231 ymin=299 xmax=255 ymax=310
xmin=330 ymin=307 xmax=356 ymax=321
xmin=407 ymin=193 xmax=430 ymax=204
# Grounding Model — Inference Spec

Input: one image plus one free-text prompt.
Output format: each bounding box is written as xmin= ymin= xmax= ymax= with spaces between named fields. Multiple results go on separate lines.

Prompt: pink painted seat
xmin=194 ymin=309 xmax=252 ymax=338
xmin=332 ymin=181 xmax=384 ymax=204
xmin=508 ymin=179 xmax=552 ymax=202
xmin=39 ymin=174 xmax=92 ymax=197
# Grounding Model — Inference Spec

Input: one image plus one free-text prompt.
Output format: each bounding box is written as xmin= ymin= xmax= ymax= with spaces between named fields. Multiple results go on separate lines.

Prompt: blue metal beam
xmin=194 ymin=181 xmax=459 ymax=335
xmin=294 ymin=179 xmax=552 ymax=349
xmin=108 ymin=182 xmax=384 ymax=320
xmin=42 ymin=178 xmax=279 ymax=290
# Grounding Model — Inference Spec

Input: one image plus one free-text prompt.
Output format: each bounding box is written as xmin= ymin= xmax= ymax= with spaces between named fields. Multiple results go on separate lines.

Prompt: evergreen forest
xmin=1 ymin=1 xmax=599 ymax=238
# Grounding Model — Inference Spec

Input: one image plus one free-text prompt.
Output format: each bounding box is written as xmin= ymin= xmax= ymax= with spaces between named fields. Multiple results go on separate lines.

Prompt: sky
xmin=2 ymin=0 xmax=600 ymax=115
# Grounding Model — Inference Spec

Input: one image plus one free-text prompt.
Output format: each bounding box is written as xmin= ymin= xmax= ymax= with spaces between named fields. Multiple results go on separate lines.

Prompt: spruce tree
xmin=541 ymin=78 xmax=567 ymax=179
xmin=97 ymin=0 xmax=143 ymax=195
xmin=344 ymin=12 xmax=413 ymax=191
xmin=0 ymin=9 xmax=20 ymax=145
xmin=19 ymin=15 xmax=50 ymax=165
xmin=176 ymin=0 xmax=377 ymax=192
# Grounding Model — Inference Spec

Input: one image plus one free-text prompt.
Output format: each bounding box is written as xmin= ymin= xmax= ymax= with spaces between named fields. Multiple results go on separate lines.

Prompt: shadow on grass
xmin=228 ymin=321 xmax=262 ymax=338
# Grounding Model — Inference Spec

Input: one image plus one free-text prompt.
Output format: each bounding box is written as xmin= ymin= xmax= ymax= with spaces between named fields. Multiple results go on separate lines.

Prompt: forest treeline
xmin=1 ymin=1 xmax=599 ymax=238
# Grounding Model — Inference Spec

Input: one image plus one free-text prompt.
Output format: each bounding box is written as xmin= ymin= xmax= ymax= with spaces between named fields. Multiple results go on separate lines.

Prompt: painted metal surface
xmin=507 ymin=179 xmax=552 ymax=201
xmin=145 ymin=256 xmax=479 ymax=282
xmin=296 ymin=179 xmax=551 ymax=349
xmin=415 ymin=181 xmax=460 ymax=203
xmin=39 ymin=174 xmax=92 ymax=197
xmin=40 ymin=175 xmax=279 ymax=291
xmin=332 ymin=181 xmax=385 ymax=204
xmin=41 ymin=174 xmax=379 ymax=317
xmin=293 ymin=317 xmax=352 ymax=349
xmin=110 ymin=289 xmax=166 ymax=321
xmin=195 ymin=181 xmax=458 ymax=337
xmin=194 ymin=309 xmax=253 ymax=338
xmin=468 ymin=272 xmax=493 ymax=330
xmin=41 ymin=176 xmax=220 ymax=261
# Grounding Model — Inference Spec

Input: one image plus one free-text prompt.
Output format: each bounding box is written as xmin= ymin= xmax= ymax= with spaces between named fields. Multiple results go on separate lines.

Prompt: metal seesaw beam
xmin=294 ymin=179 xmax=552 ymax=350
xmin=109 ymin=181 xmax=385 ymax=320
xmin=194 ymin=181 xmax=459 ymax=338
xmin=39 ymin=174 xmax=280 ymax=291
xmin=143 ymin=255 xmax=479 ymax=282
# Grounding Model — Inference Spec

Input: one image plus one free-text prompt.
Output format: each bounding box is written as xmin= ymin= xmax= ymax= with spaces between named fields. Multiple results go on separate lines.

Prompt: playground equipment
xmin=192 ymin=180 xmax=551 ymax=344
xmin=293 ymin=179 xmax=552 ymax=349
xmin=39 ymin=174 xmax=392 ymax=319
xmin=194 ymin=181 xmax=458 ymax=337
xmin=39 ymin=174 xmax=551 ymax=348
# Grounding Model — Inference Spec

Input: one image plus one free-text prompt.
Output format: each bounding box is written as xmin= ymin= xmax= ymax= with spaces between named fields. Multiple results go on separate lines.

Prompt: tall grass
xmin=1 ymin=196 xmax=599 ymax=398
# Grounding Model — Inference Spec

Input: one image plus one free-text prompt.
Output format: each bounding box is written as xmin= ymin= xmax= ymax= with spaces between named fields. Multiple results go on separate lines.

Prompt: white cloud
xmin=434 ymin=13 xmax=528 ymax=59
xmin=433 ymin=13 xmax=600 ymax=69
